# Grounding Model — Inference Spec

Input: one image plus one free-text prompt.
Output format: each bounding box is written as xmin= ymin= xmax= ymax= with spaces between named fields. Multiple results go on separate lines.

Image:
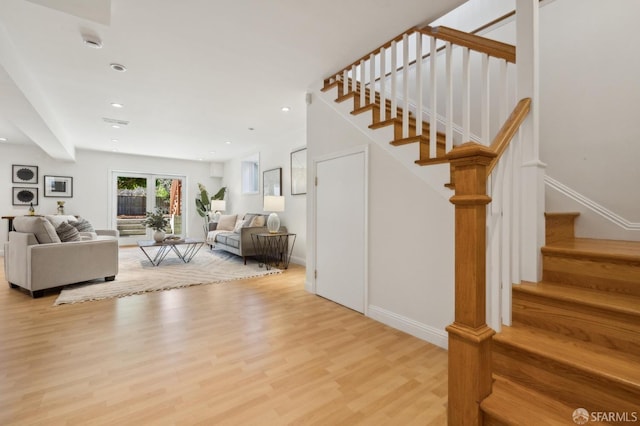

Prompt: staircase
xmin=322 ymin=80 xmax=449 ymax=165
xmin=481 ymin=212 xmax=640 ymax=424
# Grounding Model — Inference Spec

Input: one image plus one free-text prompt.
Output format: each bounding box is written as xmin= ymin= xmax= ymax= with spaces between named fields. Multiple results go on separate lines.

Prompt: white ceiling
xmin=0 ymin=0 xmax=464 ymax=162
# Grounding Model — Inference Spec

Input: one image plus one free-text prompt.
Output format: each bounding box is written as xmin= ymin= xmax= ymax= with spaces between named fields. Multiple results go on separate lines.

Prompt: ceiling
xmin=0 ymin=0 xmax=464 ymax=162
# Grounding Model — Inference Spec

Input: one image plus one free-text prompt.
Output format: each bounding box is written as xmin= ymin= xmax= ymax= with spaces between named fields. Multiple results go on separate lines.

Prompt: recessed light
xmin=248 ymin=127 xmax=254 ymax=131
xmin=281 ymin=106 xmax=291 ymax=112
xmin=198 ymin=158 xmax=204 ymax=161
xmin=111 ymin=102 xmax=124 ymax=108
xmin=209 ymin=151 xmax=216 ymax=155
xmin=111 ymin=139 xmax=119 ymax=143
xmin=110 ymin=63 xmax=127 ymax=72
xmin=225 ymin=141 xmax=232 ymax=145
xmin=111 ymin=125 xmax=120 ymax=129
xmin=0 ymin=137 xmax=7 ymax=142
xmin=112 ymin=148 xmax=119 ymax=152
xmin=82 ymin=35 xmax=102 ymax=49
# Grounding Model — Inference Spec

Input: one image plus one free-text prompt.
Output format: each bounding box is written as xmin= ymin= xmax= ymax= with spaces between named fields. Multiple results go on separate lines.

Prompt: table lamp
xmin=210 ymin=199 xmax=226 ymax=222
xmin=263 ymin=195 xmax=284 ymax=233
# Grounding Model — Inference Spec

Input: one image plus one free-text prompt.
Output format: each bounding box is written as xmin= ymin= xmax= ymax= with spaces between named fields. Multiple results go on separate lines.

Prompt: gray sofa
xmin=206 ymin=213 xmax=286 ymax=264
xmin=4 ymin=215 xmax=119 ymax=298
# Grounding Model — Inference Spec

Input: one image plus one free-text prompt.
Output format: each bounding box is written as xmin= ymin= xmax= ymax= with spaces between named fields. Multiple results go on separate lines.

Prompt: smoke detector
xmin=82 ymin=34 xmax=102 ymax=49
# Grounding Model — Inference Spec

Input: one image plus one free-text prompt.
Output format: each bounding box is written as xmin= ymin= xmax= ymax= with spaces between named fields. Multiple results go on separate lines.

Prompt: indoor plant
xmin=143 ymin=207 xmax=169 ymax=242
xmin=195 ymin=183 xmax=226 ymax=236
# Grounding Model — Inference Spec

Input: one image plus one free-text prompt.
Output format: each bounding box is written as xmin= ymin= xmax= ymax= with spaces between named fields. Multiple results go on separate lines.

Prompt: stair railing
xmin=324 ymin=25 xmax=517 ymax=161
xmin=446 ymin=98 xmax=530 ymax=424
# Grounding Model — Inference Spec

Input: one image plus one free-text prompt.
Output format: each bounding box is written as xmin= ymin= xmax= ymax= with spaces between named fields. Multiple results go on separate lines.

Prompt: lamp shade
xmin=263 ymin=195 xmax=284 ymax=212
xmin=210 ymin=199 xmax=226 ymax=212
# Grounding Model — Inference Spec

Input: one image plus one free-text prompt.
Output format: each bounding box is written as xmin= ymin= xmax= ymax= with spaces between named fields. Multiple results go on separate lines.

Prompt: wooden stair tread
xmin=414 ymin=157 xmax=449 ymax=166
xmin=543 ymin=238 xmax=640 ymax=263
xmin=495 ymin=326 xmax=640 ymax=393
xmin=516 ymin=281 xmax=640 ymax=317
xmin=481 ymin=376 xmax=608 ymax=425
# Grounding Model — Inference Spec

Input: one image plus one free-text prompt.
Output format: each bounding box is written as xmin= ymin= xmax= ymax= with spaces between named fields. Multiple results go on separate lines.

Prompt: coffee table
xmin=137 ymin=238 xmax=204 ymax=266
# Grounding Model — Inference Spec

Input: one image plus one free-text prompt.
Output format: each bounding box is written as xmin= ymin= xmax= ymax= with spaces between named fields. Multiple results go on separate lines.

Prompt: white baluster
xmin=429 ymin=36 xmax=437 ymax=158
xmin=369 ymin=53 xmax=375 ymax=105
xmin=462 ymin=47 xmax=470 ymax=143
xmin=359 ymin=59 xmax=365 ymax=107
xmin=391 ymin=40 xmax=397 ymax=119
xmin=351 ymin=64 xmax=356 ymax=93
xmin=415 ymin=32 xmax=423 ymax=138
xmin=343 ymin=69 xmax=348 ymax=95
xmin=402 ymin=33 xmax=409 ymax=138
xmin=445 ymin=42 xmax=453 ymax=153
xmin=481 ymin=53 xmax=490 ymax=146
xmin=380 ymin=47 xmax=386 ymax=121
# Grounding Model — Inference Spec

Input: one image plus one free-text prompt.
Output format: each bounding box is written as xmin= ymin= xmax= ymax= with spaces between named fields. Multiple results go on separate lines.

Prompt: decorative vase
xmin=57 ymin=201 xmax=65 ymax=215
xmin=153 ymin=230 xmax=165 ymax=242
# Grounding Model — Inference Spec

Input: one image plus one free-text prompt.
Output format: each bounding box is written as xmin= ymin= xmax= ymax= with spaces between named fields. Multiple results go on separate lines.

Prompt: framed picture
xmin=44 ymin=175 xmax=73 ymax=197
xmin=12 ymin=165 xmax=38 ymax=184
xmin=13 ymin=187 xmax=38 ymax=206
xmin=263 ymin=167 xmax=282 ymax=196
xmin=290 ymin=148 xmax=307 ymax=195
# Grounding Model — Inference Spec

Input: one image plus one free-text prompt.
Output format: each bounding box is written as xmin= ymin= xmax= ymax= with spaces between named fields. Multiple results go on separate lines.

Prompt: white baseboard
xmin=289 ymin=255 xmax=306 ymax=266
xmin=367 ymin=305 xmax=448 ymax=350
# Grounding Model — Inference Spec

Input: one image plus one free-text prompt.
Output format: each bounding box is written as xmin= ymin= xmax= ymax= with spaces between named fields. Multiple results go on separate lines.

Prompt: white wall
xmin=1 ymin=143 xmax=221 ymax=245
xmin=307 ymin=91 xmax=454 ymax=348
xmin=221 ymin=127 xmax=307 ymax=265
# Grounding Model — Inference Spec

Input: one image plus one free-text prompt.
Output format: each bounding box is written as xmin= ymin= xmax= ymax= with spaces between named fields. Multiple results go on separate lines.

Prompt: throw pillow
xmin=72 ymin=217 xmax=95 ymax=233
xmin=233 ymin=219 xmax=248 ymax=233
xmin=13 ymin=216 xmax=62 ymax=244
xmin=45 ymin=214 xmax=78 ymax=229
xmin=217 ymin=214 xmax=237 ymax=231
xmin=249 ymin=215 xmax=265 ymax=227
xmin=56 ymin=222 xmax=80 ymax=242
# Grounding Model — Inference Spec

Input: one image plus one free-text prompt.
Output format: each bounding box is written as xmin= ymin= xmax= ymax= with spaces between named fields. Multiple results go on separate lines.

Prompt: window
xmin=241 ymin=153 xmax=260 ymax=194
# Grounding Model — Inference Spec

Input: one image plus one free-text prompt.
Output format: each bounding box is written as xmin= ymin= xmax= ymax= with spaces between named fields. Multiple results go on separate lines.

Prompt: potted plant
xmin=195 ymin=183 xmax=226 ymax=236
xmin=143 ymin=207 xmax=169 ymax=242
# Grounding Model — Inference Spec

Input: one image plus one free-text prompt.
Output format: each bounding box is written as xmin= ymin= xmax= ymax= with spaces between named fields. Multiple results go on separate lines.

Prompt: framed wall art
xmin=12 ymin=165 xmax=38 ymax=184
xmin=13 ymin=187 xmax=38 ymax=206
xmin=44 ymin=175 xmax=73 ymax=197
xmin=290 ymin=148 xmax=307 ymax=195
xmin=263 ymin=167 xmax=282 ymax=196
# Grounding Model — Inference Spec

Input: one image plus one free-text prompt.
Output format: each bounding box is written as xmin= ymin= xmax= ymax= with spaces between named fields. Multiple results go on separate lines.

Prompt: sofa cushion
xmin=13 ymin=216 xmax=62 ymax=244
xmin=56 ymin=222 xmax=81 ymax=242
xmin=221 ymin=233 xmax=240 ymax=249
xmin=233 ymin=218 xmax=249 ymax=233
xmin=72 ymin=217 xmax=95 ymax=233
xmin=217 ymin=214 xmax=237 ymax=231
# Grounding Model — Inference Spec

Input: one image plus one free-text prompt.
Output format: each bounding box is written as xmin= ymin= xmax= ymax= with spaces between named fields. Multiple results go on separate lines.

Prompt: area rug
xmin=53 ymin=247 xmax=281 ymax=305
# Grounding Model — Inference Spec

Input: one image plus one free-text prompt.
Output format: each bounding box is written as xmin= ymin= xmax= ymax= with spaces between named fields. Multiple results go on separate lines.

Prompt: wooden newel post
xmin=446 ymin=142 xmax=497 ymax=425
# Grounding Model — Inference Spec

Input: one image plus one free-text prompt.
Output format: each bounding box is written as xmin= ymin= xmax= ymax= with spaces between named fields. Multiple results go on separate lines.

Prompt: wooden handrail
xmin=421 ymin=26 xmax=516 ymax=63
xmin=487 ymin=98 xmax=531 ymax=175
xmin=331 ymin=26 xmax=420 ymax=80
xmin=326 ymin=25 xmax=516 ymax=84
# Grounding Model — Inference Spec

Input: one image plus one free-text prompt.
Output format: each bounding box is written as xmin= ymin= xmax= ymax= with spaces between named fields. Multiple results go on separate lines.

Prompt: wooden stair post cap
xmin=446 ymin=142 xmax=497 ymax=162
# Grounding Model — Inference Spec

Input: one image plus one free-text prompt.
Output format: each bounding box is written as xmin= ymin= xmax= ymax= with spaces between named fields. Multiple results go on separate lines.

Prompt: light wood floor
xmin=0 ymin=256 xmax=448 ymax=425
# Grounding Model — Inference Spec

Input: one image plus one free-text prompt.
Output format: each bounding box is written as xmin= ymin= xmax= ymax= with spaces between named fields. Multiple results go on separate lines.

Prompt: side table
xmin=251 ymin=232 xmax=296 ymax=270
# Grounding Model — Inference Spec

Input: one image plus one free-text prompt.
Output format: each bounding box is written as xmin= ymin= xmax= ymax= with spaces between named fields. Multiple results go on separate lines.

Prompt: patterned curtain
xmin=169 ymin=180 xmax=182 ymax=215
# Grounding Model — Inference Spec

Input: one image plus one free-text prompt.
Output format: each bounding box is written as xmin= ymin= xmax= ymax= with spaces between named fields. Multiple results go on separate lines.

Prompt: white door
xmin=315 ymin=148 xmax=366 ymax=313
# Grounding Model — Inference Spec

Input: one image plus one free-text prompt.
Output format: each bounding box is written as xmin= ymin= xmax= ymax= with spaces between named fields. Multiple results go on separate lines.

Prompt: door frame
xmin=109 ymin=170 xmax=187 ymax=245
xmin=312 ymin=145 xmax=369 ymax=315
